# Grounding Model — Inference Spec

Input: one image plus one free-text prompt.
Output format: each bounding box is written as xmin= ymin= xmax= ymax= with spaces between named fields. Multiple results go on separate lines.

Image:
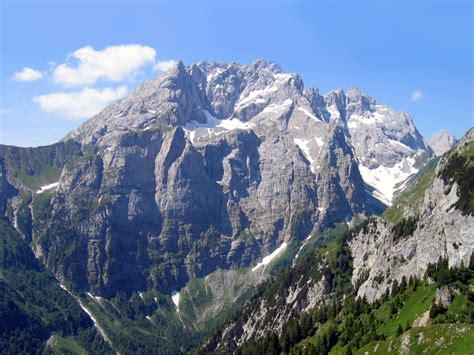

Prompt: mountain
xmin=428 ymin=129 xmax=458 ymax=156
xmin=1 ymin=60 xmax=431 ymax=296
xmin=201 ymin=128 xmax=474 ymax=354
xmin=0 ymin=59 xmax=441 ymax=352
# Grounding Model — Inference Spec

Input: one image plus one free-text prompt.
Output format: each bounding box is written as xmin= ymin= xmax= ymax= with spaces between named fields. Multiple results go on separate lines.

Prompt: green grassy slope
xmin=0 ymin=140 xmax=82 ymax=190
xmin=0 ymin=219 xmax=111 ymax=354
xmin=232 ymin=235 xmax=473 ymax=355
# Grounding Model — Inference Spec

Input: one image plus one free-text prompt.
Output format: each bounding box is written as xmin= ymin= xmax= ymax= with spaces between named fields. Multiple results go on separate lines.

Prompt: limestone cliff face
xmin=1 ymin=60 xmax=433 ymax=297
xmin=350 ymin=129 xmax=473 ymax=302
xmin=201 ymin=130 xmax=472 ymax=352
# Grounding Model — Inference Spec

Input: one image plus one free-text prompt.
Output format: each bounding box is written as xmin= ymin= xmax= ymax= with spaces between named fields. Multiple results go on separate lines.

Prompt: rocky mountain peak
xmin=428 ymin=129 xmax=458 ymax=156
xmin=248 ymin=58 xmax=283 ymax=73
xmin=63 ymin=59 xmax=433 ymax=206
xmin=345 ymin=86 xmax=376 ymax=115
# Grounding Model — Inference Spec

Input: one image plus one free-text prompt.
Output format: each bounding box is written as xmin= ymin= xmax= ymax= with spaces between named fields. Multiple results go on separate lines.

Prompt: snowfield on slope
xmin=36 ymin=182 xmax=59 ymax=194
xmin=252 ymin=242 xmax=288 ymax=271
xmin=171 ymin=290 xmax=180 ymax=310
xmin=183 ymin=110 xmax=254 ymax=143
xmin=359 ymin=157 xmax=418 ymax=205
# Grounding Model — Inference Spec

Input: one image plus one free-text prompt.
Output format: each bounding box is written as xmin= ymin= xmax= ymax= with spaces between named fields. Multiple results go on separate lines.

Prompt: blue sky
xmin=1 ymin=0 xmax=472 ymax=147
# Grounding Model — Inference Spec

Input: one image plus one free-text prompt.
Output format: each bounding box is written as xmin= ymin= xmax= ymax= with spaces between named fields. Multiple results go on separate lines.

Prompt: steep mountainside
xmin=0 ymin=218 xmax=111 ymax=354
xmin=352 ymin=128 xmax=473 ymax=302
xmin=0 ymin=60 xmax=431 ymax=298
xmin=201 ymin=128 xmax=473 ymax=353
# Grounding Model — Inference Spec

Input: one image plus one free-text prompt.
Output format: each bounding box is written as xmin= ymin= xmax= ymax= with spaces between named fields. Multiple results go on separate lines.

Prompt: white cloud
xmin=0 ymin=108 xmax=7 ymax=114
xmin=53 ymin=44 xmax=156 ymax=87
xmin=410 ymin=89 xmax=424 ymax=102
xmin=12 ymin=67 xmax=43 ymax=81
xmin=34 ymin=86 xmax=128 ymax=119
xmin=153 ymin=60 xmax=178 ymax=72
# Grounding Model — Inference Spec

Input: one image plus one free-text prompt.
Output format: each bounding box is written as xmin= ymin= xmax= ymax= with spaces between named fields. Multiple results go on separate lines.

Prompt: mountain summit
xmin=67 ymin=60 xmax=431 ymax=205
xmin=428 ymin=129 xmax=458 ymax=156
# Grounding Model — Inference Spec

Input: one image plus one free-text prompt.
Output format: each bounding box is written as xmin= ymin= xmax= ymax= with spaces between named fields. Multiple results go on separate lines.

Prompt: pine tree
xmin=391 ymin=279 xmax=399 ymax=297
xmin=399 ymin=276 xmax=407 ymax=293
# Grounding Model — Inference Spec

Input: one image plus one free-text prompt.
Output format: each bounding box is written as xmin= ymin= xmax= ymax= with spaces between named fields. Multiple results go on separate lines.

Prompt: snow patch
xmin=252 ymin=242 xmax=288 ymax=271
xmin=297 ymin=106 xmax=320 ymax=122
xmin=235 ymin=86 xmax=279 ymax=109
xmin=328 ymin=106 xmax=341 ymax=120
xmin=294 ymin=138 xmax=319 ymax=173
xmin=295 ymin=234 xmax=313 ymax=259
xmin=171 ymin=290 xmax=180 ymax=310
xmin=58 ymin=283 xmax=111 ymax=346
xmin=87 ymin=292 xmax=102 ymax=303
xmin=261 ymin=99 xmax=293 ymax=114
xmin=36 ymin=182 xmax=59 ymax=194
xmin=235 ymin=73 xmax=291 ymax=110
xmin=183 ymin=110 xmax=254 ymax=144
xmin=348 ymin=120 xmax=359 ymax=129
xmin=349 ymin=112 xmax=385 ymax=126
xmin=79 ymin=303 xmax=98 ymax=325
xmin=388 ymin=139 xmax=413 ymax=152
xmin=207 ymin=68 xmax=224 ymax=82
xmin=273 ymin=73 xmax=292 ymax=81
xmin=359 ymin=157 xmax=418 ymax=205
xmin=78 ymin=301 xmax=111 ymax=345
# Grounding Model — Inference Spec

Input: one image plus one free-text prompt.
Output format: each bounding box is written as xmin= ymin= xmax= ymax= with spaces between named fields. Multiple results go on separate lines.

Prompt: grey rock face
xmin=325 ymin=87 xmax=432 ymax=205
xmin=203 ymin=130 xmax=472 ymax=351
xmin=435 ymin=286 xmax=451 ymax=308
xmin=428 ymin=129 xmax=457 ymax=156
xmin=350 ymin=131 xmax=474 ymax=302
xmin=2 ymin=59 xmax=432 ymax=297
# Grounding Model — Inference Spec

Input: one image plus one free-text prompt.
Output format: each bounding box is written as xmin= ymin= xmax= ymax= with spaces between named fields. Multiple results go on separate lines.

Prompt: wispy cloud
xmin=153 ymin=60 xmax=178 ymax=72
xmin=34 ymin=86 xmax=128 ymax=119
xmin=12 ymin=67 xmax=43 ymax=82
xmin=410 ymin=89 xmax=424 ymax=102
xmin=53 ymin=44 xmax=156 ymax=87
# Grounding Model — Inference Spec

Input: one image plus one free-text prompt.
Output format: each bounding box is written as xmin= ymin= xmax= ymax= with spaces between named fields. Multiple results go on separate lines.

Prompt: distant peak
xmin=347 ymin=86 xmax=362 ymax=95
xmin=431 ymin=129 xmax=455 ymax=138
xmin=250 ymin=59 xmax=283 ymax=73
xmin=428 ymin=129 xmax=458 ymax=156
